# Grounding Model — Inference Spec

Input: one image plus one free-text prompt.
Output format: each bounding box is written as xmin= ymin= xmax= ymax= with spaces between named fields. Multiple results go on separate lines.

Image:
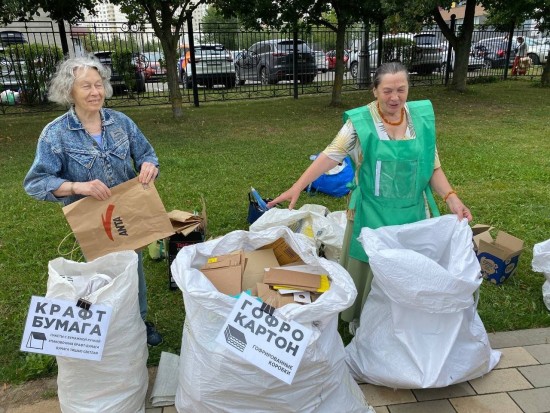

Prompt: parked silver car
xmin=439 ymin=44 xmax=485 ymax=76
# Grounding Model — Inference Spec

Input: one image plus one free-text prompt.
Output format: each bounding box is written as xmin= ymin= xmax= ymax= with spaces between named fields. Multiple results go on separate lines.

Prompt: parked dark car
xmin=0 ymin=30 xmax=27 ymax=47
xmin=410 ymin=33 xmax=445 ymax=75
xmin=473 ymin=38 xmax=516 ymax=69
xmin=234 ymin=39 xmax=317 ymax=85
xmin=93 ymin=50 xmax=146 ymax=93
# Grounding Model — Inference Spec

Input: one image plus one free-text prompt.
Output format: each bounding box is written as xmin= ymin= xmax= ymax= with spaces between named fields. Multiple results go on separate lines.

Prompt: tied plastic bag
xmin=47 ymin=251 xmax=148 ymax=413
xmin=170 ymin=226 xmax=372 ymax=412
xmin=250 ymin=204 xmax=346 ymax=262
xmin=532 ymin=239 xmax=550 ymax=311
xmin=308 ymin=155 xmax=354 ymax=197
xmin=345 ymin=215 xmax=501 ymax=389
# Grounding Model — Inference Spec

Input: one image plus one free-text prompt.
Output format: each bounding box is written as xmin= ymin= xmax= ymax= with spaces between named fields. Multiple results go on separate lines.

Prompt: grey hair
xmin=373 ymin=61 xmax=410 ymax=89
xmin=47 ymin=55 xmax=113 ymax=106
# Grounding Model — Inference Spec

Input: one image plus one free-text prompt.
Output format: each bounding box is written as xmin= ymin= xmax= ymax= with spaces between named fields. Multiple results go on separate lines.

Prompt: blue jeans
xmin=137 ymin=251 xmax=147 ymax=320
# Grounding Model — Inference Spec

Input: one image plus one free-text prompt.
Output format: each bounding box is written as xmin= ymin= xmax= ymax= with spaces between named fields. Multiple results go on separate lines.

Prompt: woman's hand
xmin=446 ymin=194 xmax=473 ymax=222
xmin=74 ymin=179 xmax=111 ymax=201
xmin=139 ymin=162 xmax=159 ymax=184
xmin=267 ymin=184 xmax=303 ymax=210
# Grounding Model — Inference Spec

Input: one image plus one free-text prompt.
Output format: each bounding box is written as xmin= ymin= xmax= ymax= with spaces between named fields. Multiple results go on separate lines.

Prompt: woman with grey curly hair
xmin=23 ymin=55 xmax=164 ymax=346
xmin=47 ymin=55 xmax=114 ymax=105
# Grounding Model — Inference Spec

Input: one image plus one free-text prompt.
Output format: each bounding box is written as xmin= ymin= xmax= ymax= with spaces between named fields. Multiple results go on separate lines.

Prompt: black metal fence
xmin=0 ymin=20 xmax=545 ymax=114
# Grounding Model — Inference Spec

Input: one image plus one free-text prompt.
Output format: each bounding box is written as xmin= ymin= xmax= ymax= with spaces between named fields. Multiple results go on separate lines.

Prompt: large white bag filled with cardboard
xmin=532 ymin=238 xmax=550 ymax=310
xmin=171 ymin=226 xmax=372 ymax=412
xmin=46 ymin=251 xmax=148 ymax=413
xmin=346 ymin=215 xmax=501 ymax=389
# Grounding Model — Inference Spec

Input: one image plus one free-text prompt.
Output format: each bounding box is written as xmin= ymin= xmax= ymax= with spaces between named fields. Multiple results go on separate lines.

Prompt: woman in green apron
xmin=267 ymin=62 xmax=472 ymax=334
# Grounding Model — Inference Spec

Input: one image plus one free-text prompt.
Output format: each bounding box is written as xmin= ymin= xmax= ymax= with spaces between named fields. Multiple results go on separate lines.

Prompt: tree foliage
xmin=109 ymin=0 xmax=208 ymax=118
xmin=0 ymin=0 xmax=98 ymax=25
xmin=201 ymin=7 xmax=241 ymax=50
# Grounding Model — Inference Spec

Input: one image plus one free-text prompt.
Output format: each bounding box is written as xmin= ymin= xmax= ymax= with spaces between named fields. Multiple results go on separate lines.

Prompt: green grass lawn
xmin=1 ymin=79 xmax=549 ymax=384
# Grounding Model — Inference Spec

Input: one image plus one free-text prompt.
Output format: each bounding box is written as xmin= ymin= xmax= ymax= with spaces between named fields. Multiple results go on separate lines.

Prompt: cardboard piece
xmin=200 ymin=250 xmax=246 ymax=296
xmin=242 ymin=249 xmax=280 ymax=291
xmin=263 ymin=267 xmax=330 ymax=293
xmin=471 ymin=224 xmax=493 ymax=237
xmin=256 ymin=283 xmax=297 ymax=308
xmin=259 ymin=238 xmax=301 ymax=266
xmin=473 ymin=225 xmax=524 ymax=285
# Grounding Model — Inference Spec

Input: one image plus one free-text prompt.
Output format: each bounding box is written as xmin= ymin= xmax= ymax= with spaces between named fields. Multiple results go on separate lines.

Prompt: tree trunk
xmin=451 ymin=42 xmax=470 ymax=92
xmin=330 ymin=21 xmax=348 ymax=106
xmin=162 ymin=38 xmax=183 ymax=118
xmin=433 ymin=0 xmax=476 ymax=92
xmin=157 ymin=28 xmax=183 ymax=118
xmin=449 ymin=0 xmax=476 ymax=92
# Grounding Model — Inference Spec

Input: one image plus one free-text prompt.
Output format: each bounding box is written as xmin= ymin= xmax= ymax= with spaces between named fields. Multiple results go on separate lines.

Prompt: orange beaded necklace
xmin=377 ymin=103 xmax=405 ymax=126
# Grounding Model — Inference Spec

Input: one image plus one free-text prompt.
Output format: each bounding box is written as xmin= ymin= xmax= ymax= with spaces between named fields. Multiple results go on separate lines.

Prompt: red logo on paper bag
xmin=102 ymin=204 xmax=116 ymax=240
xmin=101 ymin=204 xmax=129 ymax=241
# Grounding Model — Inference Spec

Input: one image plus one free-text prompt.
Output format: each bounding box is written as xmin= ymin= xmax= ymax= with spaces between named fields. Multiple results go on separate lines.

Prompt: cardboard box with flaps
xmin=472 ymin=225 xmax=524 ymax=285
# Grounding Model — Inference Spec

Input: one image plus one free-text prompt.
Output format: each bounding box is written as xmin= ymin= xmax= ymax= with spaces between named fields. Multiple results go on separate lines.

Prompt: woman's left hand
xmin=138 ymin=162 xmax=158 ymax=184
xmin=446 ymin=195 xmax=473 ymax=222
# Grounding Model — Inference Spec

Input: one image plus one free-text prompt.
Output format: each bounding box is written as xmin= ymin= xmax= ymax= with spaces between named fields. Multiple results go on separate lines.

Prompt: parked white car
xmin=512 ymin=36 xmax=549 ymax=65
xmin=183 ymin=43 xmax=236 ymax=89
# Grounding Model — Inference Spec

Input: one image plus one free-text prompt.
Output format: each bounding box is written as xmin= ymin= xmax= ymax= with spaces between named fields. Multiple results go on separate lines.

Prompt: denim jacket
xmin=23 ymin=107 xmax=159 ymax=205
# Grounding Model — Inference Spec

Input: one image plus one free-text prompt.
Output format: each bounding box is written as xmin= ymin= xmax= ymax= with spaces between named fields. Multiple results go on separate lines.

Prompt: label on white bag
xmin=215 ymin=293 xmax=312 ymax=384
xmin=20 ymin=296 xmax=112 ymax=361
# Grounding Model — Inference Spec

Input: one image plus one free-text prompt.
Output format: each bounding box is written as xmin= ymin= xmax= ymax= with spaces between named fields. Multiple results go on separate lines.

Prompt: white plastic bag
xmin=171 ymin=226 xmax=372 ymax=412
xmin=532 ymin=239 xmax=550 ymax=310
xmin=345 ymin=215 xmax=501 ymax=389
xmin=250 ymin=204 xmax=346 ymax=261
xmin=47 ymin=251 xmax=148 ymax=413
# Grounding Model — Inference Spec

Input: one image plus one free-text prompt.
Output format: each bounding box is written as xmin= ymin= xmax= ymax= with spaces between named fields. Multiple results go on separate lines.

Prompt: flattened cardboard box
xmin=200 ymin=250 xmax=246 ymax=296
xmin=263 ymin=267 xmax=330 ymax=293
xmin=256 ymin=283 xmax=296 ymax=308
xmin=473 ymin=226 xmax=524 ymax=285
xmin=242 ymin=249 xmax=280 ymax=291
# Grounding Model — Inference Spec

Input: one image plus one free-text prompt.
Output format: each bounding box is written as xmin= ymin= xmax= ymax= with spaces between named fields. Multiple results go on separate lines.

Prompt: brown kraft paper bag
xmin=62 ymin=177 xmax=175 ymax=261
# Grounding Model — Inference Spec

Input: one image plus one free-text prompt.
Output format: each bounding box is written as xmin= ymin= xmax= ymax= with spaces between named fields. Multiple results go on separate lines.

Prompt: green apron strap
xmin=424 ymin=186 xmax=440 ymax=217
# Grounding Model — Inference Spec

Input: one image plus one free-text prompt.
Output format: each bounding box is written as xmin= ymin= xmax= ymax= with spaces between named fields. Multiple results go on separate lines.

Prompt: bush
xmin=21 ymin=354 xmax=57 ymax=380
xmin=3 ymin=44 xmax=63 ymax=105
xmin=111 ymin=49 xmax=138 ymax=94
